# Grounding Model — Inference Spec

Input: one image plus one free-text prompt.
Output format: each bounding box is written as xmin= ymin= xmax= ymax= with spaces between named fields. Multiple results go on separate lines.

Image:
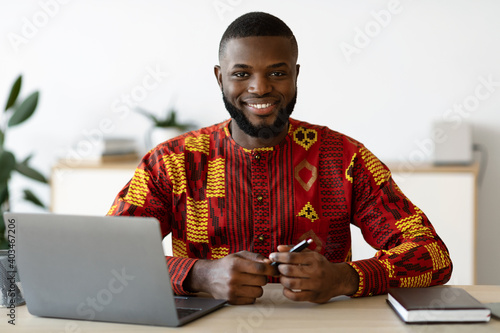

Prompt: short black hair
xmin=218 ymin=12 xmax=298 ymax=61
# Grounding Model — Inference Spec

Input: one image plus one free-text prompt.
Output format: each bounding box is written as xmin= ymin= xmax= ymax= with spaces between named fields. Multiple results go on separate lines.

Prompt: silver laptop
xmin=4 ymin=212 xmax=226 ymax=327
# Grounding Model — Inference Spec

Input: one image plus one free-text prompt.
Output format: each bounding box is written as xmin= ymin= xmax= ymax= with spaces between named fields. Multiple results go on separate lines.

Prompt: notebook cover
xmin=388 ymin=287 xmax=486 ymax=311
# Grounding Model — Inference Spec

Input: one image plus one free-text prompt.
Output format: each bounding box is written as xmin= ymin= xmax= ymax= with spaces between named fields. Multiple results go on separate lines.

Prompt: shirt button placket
xmin=251 ymin=151 xmax=271 ymax=255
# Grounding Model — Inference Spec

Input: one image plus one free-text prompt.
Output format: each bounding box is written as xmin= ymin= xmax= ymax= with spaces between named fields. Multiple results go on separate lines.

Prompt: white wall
xmin=1 ymin=0 xmax=499 ymax=284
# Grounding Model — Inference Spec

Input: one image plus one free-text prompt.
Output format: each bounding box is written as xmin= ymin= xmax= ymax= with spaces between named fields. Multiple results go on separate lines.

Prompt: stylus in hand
xmin=270 ymin=238 xmax=313 ymax=267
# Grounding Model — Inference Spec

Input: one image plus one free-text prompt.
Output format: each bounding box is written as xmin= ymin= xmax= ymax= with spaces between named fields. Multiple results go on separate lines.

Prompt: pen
xmin=270 ymin=238 xmax=313 ymax=266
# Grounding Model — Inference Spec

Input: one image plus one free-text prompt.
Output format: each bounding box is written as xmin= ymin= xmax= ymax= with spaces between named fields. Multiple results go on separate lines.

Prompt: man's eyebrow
xmin=230 ymin=62 xmax=290 ymax=70
xmin=267 ymin=62 xmax=289 ymax=69
xmin=232 ymin=64 xmax=251 ymax=69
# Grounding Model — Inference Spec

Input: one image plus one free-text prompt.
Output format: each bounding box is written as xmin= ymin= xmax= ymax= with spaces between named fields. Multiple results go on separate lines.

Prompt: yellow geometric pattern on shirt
xmin=395 ymin=214 xmax=435 ymax=239
xmin=294 ymin=159 xmax=318 ymax=192
xmin=186 ymin=197 xmax=209 ymax=243
xmin=242 ymin=146 xmax=274 ymax=154
xmin=293 ymin=127 xmax=318 ymax=151
xmin=163 ymin=153 xmax=187 ymax=195
xmin=123 ymin=168 xmax=149 ymax=207
xmin=345 ymin=153 xmax=356 ymax=183
xmin=393 ymin=181 xmax=404 ymax=194
xmin=425 ymin=242 xmax=451 ymax=271
xmin=211 ymin=246 xmax=230 ymax=260
xmin=185 ymin=134 xmax=210 ymax=155
xmin=207 ymin=158 xmax=225 ymax=197
xmin=400 ymin=271 xmax=433 ymax=288
xmin=348 ymin=263 xmax=364 ymax=297
xmin=380 ymin=258 xmax=395 ymax=278
xmin=297 ymin=202 xmax=319 ymax=222
xmin=107 ymin=204 xmax=117 ymax=215
xmin=386 ymin=242 xmax=419 ymax=256
xmin=345 ymin=248 xmax=352 ymax=262
xmin=359 ymin=147 xmax=391 ymax=185
xmin=414 ymin=205 xmax=423 ymax=215
xmin=172 ymin=238 xmax=188 ymax=258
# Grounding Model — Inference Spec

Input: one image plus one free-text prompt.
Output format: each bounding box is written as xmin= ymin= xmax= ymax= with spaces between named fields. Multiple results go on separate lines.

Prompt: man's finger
xmin=282 ymin=288 xmax=315 ymax=302
xmin=237 ymin=250 xmax=267 ymax=262
xmin=233 ymin=251 xmax=276 ymax=276
xmin=270 ymin=251 xmax=315 ymax=266
xmin=276 ymin=244 xmax=313 ymax=252
xmin=278 ymin=263 xmax=316 ymax=278
xmin=276 ymin=244 xmax=293 ymax=252
xmin=280 ymin=275 xmax=320 ymax=291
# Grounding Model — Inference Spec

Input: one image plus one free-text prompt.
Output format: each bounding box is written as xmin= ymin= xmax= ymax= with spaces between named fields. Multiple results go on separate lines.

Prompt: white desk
xmin=1 ymin=284 xmax=499 ymax=332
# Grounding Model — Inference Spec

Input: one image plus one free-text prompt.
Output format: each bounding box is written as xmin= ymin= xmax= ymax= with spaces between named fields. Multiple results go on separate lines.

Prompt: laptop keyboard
xmin=175 ymin=297 xmax=202 ymax=319
xmin=176 ymin=307 xmax=201 ymax=318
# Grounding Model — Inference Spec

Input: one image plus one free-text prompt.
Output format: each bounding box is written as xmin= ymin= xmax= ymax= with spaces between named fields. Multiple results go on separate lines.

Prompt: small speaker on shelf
xmin=432 ymin=121 xmax=473 ymax=165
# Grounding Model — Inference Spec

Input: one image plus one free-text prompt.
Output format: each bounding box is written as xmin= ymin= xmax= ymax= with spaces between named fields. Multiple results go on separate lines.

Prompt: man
xmin=107 ymin=12 xmax=452 ymax=305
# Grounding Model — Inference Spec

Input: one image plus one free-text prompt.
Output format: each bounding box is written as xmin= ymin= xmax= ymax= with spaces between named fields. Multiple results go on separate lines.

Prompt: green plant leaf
xmin=0 ymin=212 xmax=8 ymax=248
xmin=20 ymin=154 xmax=34 ymax=165
xmin=15 ymin=157 xmax=48 ymax=183
xmin=23 ymin=189 xmax=45 ymax=208
xmin=0 ymin=184 xmax=8 ymax=212
xmin=135 ymin=107 xmax=160 ymax=123
xmin=0 ymin=150 xmax=16 ymax=183
xmin=0 ymin=188 xmax=7 ymax=247
xmin=8 ymin=91 xmax=39 ymax=127
xmin=135 ymin=106 xmax=191 ymax=129
xmin=0 ymin=214 xmax=5 ymax=234
xmin=0 ymin=129 xmax=4 ymax=148
xmin=169 ymin=109 xmax=176 ymax=123
xmin=5 ymin=75 xmax=22 ymax=111
xmin=0 ymin=237 xmax=9 ymax=250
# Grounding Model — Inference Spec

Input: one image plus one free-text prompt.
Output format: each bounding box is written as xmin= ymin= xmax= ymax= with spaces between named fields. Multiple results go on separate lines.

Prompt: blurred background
xmin=1 ymin=0 xmax=499 ymax=284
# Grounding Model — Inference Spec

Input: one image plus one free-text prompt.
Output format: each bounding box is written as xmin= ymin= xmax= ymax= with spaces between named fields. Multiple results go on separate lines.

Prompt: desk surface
xmin=2 ymin=284 xmax=499 ymax=332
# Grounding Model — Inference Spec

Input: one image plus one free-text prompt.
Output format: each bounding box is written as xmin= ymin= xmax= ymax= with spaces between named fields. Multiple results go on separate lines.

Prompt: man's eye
xmin=233 ymin=72 xmax=249 ymax=78
xmin=270 ymin=72 xmax=285 ymax=77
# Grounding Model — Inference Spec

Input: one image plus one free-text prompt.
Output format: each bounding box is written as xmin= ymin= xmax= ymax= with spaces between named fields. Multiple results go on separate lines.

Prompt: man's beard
xmin=222 ymin=91 xmax=297 ymax=140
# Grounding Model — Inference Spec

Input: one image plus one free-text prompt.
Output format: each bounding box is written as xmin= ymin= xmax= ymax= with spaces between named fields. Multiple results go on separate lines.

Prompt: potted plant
xmin=135 ymin=106 xmax=193 ymax=148
xmin=0 ymin=75 xmax=48 ymax=249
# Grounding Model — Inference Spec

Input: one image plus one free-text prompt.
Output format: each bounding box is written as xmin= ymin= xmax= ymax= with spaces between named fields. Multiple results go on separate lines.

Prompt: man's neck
xmin=229 ymin=120 xmax=289 ymax=150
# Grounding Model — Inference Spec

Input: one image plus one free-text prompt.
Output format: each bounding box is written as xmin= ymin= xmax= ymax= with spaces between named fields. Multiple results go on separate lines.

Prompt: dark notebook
xmin=387 ymin=287 xmax=491 ymax=323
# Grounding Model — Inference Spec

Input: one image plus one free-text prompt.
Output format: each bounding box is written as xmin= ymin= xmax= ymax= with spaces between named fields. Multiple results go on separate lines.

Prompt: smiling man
xmin=216 ymin=34 xmax=298 ymax=148
xmin=107 ymin=12 xmax=452 ymax=305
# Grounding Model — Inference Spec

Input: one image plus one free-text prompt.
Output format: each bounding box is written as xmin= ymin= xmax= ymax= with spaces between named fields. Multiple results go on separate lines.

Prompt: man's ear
xmin=295 ymin=64 xmax=300 ymax=81
xmin=214 ymin=65 xmax=223 ymax=91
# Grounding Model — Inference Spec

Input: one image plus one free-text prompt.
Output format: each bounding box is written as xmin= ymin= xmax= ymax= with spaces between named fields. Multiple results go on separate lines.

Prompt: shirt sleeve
xmin=346 ymin=145 xmax=453 ymax=297
xmin=106 ymin=149 xmax=197 ymax=295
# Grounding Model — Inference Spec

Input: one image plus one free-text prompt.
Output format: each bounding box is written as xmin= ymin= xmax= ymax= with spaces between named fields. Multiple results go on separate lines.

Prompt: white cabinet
xmin=350 ymin=163 xmax=479 ymax=285
xmin=51 ymin=161 xmax=137 ymax=216
xmin=51 ymin=160 xmax=173 ymax=256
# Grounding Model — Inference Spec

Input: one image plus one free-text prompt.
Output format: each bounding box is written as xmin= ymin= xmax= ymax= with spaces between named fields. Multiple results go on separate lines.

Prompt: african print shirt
xmin=107 ymin=118 xmax=452 ymax=297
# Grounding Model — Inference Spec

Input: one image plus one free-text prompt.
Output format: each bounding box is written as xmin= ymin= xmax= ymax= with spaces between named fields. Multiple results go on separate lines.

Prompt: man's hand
xmin=270 ymin=245 xmax=359 ymax=303
xmin=185 ymin=251 xmax=277 ymax=305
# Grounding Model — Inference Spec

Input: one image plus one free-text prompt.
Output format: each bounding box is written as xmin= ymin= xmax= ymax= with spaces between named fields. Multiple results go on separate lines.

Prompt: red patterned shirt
xmin=107 ymin=118 xmax=452 ymax=297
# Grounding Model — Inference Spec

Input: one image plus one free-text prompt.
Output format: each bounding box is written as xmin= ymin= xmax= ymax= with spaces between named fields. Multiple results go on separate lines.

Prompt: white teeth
xmin=249 ymin=103 xmax=272 ymax=109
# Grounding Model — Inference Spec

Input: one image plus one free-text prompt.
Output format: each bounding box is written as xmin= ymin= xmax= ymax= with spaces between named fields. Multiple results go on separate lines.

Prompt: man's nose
xmin=248 ymin=75 xmax=272 ymax=95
